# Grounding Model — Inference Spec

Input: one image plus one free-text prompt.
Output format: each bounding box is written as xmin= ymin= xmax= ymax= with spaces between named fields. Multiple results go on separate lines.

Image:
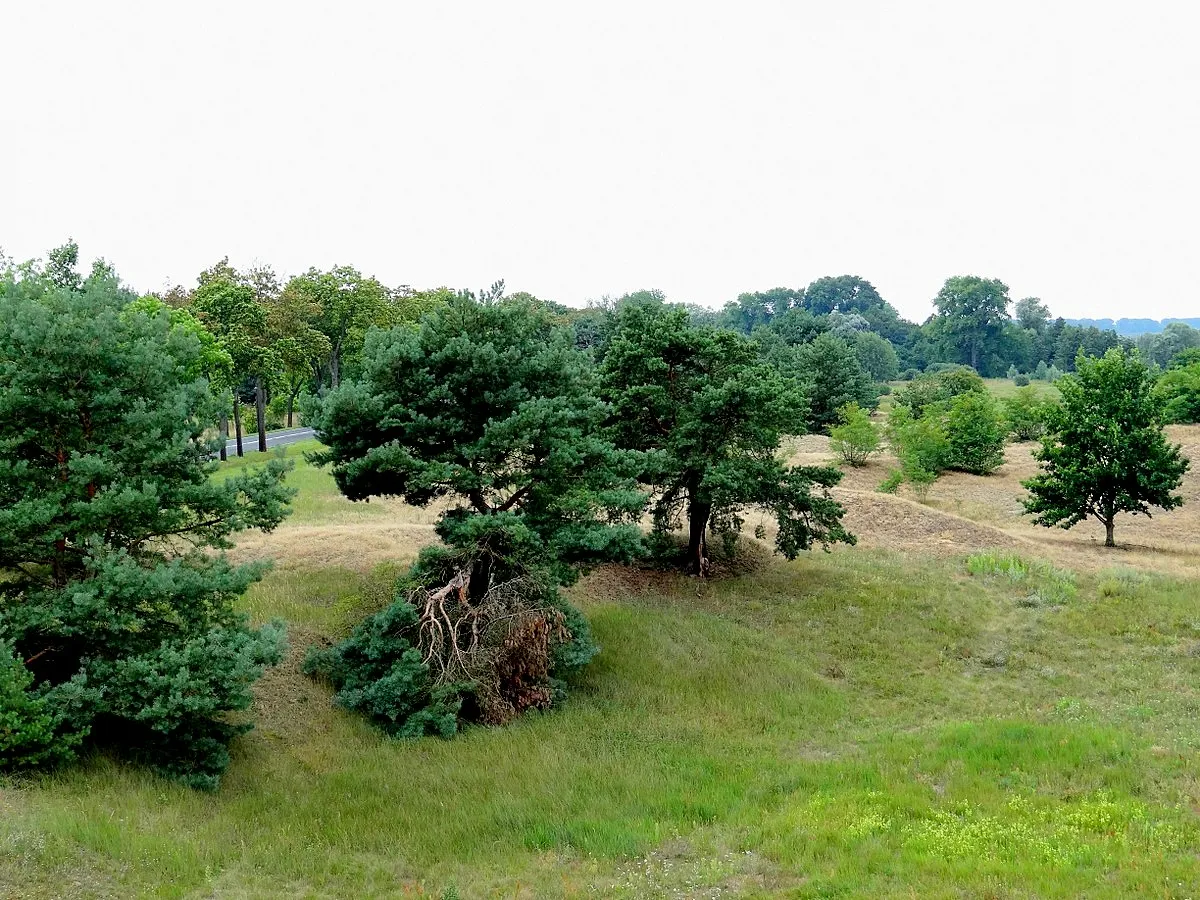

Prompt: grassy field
xmin=4 ymin=439 xmax=1200 ymax=898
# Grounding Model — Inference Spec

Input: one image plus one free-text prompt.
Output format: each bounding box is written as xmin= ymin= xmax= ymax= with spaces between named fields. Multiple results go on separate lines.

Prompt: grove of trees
xmin=1 ymin=241 xmax=1194 ymax=789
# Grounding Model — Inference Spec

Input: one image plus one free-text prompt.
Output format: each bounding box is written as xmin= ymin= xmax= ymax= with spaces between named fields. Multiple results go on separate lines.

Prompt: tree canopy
xmin=600 ymin=303 xmax=853 ymax=573
xmin=0 ymin=257 xmax=293 ymax=787
xmin=1023 ymin=348 xmax=1189 ymax=547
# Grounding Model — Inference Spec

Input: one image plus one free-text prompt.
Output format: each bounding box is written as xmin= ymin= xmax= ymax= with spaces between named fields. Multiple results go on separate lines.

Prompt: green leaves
xmin=1023 ymin=348 xmax=1189 ymax=546
xmin=306 ymin=289 xmax=639 ymax=735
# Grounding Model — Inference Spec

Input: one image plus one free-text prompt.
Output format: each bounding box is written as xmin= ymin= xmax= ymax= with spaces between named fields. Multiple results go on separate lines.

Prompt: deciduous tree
xmin=1023 ymin=349 xmax=1188 ymax=547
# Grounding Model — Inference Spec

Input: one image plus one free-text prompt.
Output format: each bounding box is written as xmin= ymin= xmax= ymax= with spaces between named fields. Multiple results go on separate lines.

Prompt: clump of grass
xmin=1098 ymin=568 xmax=1152 ymax=599
xmin=965 ymin=552 xmax=1077 ymax=605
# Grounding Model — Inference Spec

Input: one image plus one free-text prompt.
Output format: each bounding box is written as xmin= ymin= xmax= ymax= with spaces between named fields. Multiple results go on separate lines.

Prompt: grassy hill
xmin=4 ymin=433 xmax=1200 ymax=899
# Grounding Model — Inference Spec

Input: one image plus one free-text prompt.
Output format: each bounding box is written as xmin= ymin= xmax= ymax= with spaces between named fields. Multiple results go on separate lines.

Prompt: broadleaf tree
xmin=1023 ymin=348 xmax=1189 ymax=547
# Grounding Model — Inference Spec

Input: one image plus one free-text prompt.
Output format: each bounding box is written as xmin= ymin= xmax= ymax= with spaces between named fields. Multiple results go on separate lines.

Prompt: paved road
xmin=223 ymin=426 xmax=315 ymax=456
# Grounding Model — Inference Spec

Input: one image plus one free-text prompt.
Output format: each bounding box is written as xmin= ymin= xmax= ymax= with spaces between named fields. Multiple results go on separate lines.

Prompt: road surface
xmin=223 ymin=426 xmax=315 ymax=457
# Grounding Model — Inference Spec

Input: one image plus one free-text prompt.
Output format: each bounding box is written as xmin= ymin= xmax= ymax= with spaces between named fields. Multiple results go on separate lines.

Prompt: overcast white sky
xmin=3 ymin=2 xmax=1197 ymax=322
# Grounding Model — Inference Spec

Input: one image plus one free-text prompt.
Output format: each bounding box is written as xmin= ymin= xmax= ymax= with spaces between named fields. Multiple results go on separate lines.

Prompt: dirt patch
xmin=835 ymin=489 xmax=1032 ymax=559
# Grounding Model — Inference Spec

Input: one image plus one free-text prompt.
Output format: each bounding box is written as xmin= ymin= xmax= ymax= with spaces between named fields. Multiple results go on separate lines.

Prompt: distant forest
xmin=1066 ymin=317 xmax=1200 ymax=336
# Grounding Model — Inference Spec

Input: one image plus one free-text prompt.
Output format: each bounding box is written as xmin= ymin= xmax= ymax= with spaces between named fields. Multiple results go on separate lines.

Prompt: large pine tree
xmin=600 ymin=302 xmax=853 ymax=574
xmin=0 ymin=254 xmax=293 ymax=788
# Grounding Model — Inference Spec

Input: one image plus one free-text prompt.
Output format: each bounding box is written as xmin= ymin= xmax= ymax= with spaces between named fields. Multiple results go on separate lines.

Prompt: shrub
xmin=1007 ymin=364 xmax=1019 ymax=379
xmin=1033 ymin=360 xmax=1049 ymax=381
xmin=944 ymin=392 xmax=1007 ymax=474
xmin=1154 ymin=362 xmax=1200 ymax=423
xmin=1046 ymin=364 xmax=1063 ymax=382
xmin=0 ymin=642 xmax=89 ymax=770
xmin=877 ymin=469 xmax=904 ymax=493
xmin=1004 ymin=386 xmax=1055 ymax=441
xmin=890 ymin=405 xmax=949 ymax=485
xmin=901 ymin=368 xmax=921 ymax=381
xmin=893 ymin=366 xmax=986 ymax=418
xmin=1014 ymin=373 xmax=1030 ymax=387
xmin=830 ymin=403 xmax=881 ymax=467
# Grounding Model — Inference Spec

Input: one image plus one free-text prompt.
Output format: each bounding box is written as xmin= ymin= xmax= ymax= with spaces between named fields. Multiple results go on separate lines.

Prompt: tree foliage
xmin=600 ymin=304 xmax=853 ymax=573
xmin=830 ymin=403 xmax=881 ymax=467
xmin=307 ymin=289 xmax=644 ymax=733
xmin=1154 ymin=362 xmax=1200 ymax=424
xmin=1023 ymin=349 xmax=1189 ymax=547
xmin=928 ymin=276 xmax=1011 ymax=372
xmin=0 ymin=260 xmax=293 ymax=787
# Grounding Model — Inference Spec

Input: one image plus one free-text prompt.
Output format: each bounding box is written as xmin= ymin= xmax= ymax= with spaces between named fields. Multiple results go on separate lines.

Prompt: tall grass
xmin=5 ymin=451 xmax=1200 ymax=897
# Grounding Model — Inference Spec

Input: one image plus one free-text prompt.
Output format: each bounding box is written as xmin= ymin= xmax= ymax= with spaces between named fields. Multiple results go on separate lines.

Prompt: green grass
xmin=215 ymin=439 xmax=398 ymax=526
xmin=5 ymin=468 xmax=1200 ymax=896
xmin=981 ymin=377 xmax=1062 ymax=400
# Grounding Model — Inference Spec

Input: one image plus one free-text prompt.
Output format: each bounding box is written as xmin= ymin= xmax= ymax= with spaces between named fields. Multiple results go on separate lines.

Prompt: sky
xmin=3 ymin=1 xmax=1198 ymax=323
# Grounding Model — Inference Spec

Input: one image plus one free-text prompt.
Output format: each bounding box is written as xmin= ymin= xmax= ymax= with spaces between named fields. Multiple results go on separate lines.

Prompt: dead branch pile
xmin=410 ymin=566 xmax=569 ymax=725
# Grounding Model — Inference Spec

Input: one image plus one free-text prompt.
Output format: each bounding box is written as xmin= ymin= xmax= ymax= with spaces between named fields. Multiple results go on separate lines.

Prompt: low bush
xmin=1013 ymin=373 xmax=1030 ymax=387
xmin=944 ymin=392 xmax=1006 ymax=475
xmin=1004 ymin=386 xmax=1056 ymax=442
xmin=893 ymin=366 xmax=986 ymax=418
xmin=305 ymin=540 xmax=599 ymax=735
xmin=830 ymin=403 xmax=881 ymax=467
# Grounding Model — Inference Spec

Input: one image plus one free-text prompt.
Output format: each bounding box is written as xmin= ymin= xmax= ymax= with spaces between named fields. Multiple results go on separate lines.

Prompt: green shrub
xmin=303 ymin=597 xmax=463 ymax=739
xmin=1013 ymin=373 xmax=1030 ymax=387
xmin=901 ymin=368 xmax=921 ymax=381
xmin=877 ymin=469 xmax=904 ymax=493
xmin=1033 ymin=360 xmax=1049 ymax=381
xmin=944 ymin=392 xmax=1007 ymax=475
xmin=1154 ymin=363 xmax=1200 ymax=423
xmin=890 ymin=405 xmax=949 ymax=485
xmin=0 ymin=642 xmax=89 ymax=770
xmin=830 ymin=403 xmax=881 ymax=467
xmin=305 ymin=539 xmax=599 ymax=735
xmin=1007 ymin=364 xmax=1019 ymax=379
xmin=894 ymin=366 xmax=986 ymax=418
xmin=1004 ymin=386 xmax=1055 ymax=441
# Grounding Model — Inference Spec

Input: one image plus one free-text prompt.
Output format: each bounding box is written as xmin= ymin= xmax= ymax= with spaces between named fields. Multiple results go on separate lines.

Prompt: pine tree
xmin=1023 ymin=349 xmax=1189 ymax=547
xmin=600 ymin=303 xmax=853 ymax=574
xmin=0 ymin=258 xmax=293 ymax=788
xmin=306 ymin=288 xmax=645 ymax=732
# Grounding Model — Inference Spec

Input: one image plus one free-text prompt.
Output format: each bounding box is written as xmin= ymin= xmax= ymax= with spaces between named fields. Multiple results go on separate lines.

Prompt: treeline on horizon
xmin=8 ymin=243 xmax=1200 ymax=441
xmin=1065 ymin=317 xmax=1200 ymax=336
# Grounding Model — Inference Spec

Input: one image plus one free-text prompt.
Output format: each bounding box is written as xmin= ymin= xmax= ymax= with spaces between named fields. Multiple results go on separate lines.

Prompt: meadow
xmin=4 ymin=416 xmax=1200 ymax=898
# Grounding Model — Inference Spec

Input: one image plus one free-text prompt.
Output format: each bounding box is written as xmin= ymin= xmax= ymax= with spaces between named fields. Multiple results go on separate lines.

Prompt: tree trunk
xmin=1104 ymin=519 xmax=1115 ymax=548
xmin=233 ymin=394 xmax=244 ymax=457
xmin=218 ymin=406 xmax=228 ymax=462
xmin=330 ymin=349 xmax=340 ymax=389
xmin=970 ymin=340 xmax=980 ymax=371
xmin=255 ymin=376 xmax=267 ymax=453
xmin=687 ymin=496 xmax=712 ymax=576
xmin=286 ymin=390 xmax=296 ymax=428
